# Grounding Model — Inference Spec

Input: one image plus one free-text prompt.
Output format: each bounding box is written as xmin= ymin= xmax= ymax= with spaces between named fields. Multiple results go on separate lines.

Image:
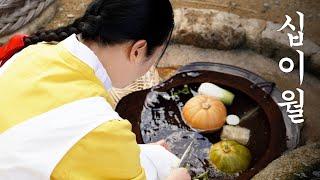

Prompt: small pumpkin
xmin=182 ymin=95 xmax=227 ymax=131
xmin=209 ymin=140 xmax=252 ymax=174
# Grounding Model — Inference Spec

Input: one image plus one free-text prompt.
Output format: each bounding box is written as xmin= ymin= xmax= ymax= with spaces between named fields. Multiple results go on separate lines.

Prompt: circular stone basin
xmin=116 ymin=62 xmax=300 ymax=179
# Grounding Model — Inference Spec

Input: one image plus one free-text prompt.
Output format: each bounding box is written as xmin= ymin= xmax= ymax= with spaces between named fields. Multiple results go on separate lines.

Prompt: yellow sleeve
xmin=51 ymin=120 xmax=146 ymax=180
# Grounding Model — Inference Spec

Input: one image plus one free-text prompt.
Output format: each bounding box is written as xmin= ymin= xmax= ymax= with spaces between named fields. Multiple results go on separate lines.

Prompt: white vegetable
xmin=226 ymin=115 xmax=240 ymax=126
xmin=221 ymin=125 xmax=250 ymax=145
xmin=198 ymin=83 xmax=235 ymax=105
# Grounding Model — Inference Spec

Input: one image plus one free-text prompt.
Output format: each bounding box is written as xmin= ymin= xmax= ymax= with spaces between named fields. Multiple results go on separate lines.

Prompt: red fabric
xmin=0 ymin=34 xmax=28 ymax=67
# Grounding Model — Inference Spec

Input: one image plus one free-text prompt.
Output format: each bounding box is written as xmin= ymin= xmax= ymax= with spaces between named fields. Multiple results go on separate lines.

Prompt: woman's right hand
xmin=166 ymin=168 xmax=191 ymax=180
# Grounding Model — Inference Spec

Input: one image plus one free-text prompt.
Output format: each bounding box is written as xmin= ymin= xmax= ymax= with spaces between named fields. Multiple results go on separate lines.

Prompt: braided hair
xmin=24 ymin=0 xmax=174 ymax=56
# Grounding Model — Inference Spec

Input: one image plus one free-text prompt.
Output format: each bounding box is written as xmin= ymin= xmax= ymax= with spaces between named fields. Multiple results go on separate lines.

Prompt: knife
xmin=178 ymin=140 xmax=195 ymax=167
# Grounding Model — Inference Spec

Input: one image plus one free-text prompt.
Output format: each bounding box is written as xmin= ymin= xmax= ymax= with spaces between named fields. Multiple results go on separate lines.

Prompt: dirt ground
xmin=46 ymin=0 xmax=91 ymax=30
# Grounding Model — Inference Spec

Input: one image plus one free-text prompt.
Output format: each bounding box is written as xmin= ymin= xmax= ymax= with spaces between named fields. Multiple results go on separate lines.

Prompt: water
xmin=140 ymin=82 xmax=271 ymax=179
xmin=141 ymin=84 xmax=230 ymax=178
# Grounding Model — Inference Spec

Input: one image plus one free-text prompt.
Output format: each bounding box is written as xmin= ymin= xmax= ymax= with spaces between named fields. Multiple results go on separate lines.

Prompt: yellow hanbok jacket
xmin=0 ymin=35 xmax=146 ymax=180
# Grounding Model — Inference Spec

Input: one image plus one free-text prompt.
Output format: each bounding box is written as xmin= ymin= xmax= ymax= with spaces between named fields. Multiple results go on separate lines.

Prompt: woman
xmin=0 ymin=0 xmax=191 ymax=179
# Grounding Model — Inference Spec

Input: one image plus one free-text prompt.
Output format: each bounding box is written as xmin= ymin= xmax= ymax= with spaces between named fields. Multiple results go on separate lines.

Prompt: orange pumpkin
xmin=182 ymin=95 xmax=227 ymax=131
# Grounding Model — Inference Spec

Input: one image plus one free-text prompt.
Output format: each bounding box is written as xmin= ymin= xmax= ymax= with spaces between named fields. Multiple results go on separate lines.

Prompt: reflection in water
xmin=141 ymin=85 xmax=236 ymax=179
xmin=140 ymin=80 xmax=270 ymax=179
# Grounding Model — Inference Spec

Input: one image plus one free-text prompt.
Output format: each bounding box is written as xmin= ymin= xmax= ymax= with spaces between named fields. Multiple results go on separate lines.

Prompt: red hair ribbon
xmin=0 ymin=34 xmax=28 ymax=67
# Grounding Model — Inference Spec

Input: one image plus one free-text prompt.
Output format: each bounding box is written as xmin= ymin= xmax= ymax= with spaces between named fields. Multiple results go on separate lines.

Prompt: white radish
xmin=226 ymin=115 xmax=240 ymax=126
xmin=198 ymin=83 xmax=235 ymax=105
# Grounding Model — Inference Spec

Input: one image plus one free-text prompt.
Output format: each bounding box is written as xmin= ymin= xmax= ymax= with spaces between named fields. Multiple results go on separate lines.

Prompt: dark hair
xmin=24 ymin=0 xmax=174 ymax=56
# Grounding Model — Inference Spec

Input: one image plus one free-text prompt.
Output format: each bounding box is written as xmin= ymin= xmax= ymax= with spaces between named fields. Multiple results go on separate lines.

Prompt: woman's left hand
xmin=148 ymin=139 xmax=169 ymax=150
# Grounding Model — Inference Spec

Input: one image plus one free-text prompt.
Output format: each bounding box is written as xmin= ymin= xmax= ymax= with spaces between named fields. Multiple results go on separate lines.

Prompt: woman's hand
xmin=148 ymin=140 xmax=191 ymax=179
xmin=148 ymin=139 xmax=169 ymax=150
xmin=166 ymin=168 xmax=191 ymax=180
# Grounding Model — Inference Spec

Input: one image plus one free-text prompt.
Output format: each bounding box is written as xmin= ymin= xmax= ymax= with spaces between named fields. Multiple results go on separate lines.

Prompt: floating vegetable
xmin=209 ymin=140 xmax=252 ymax=174
xmin=182 ymin=95 xmax=227 ymax=132
xmin=226 ymin=115 xmax=240 ymax=126
xmin=198 ymin=83 xmax=235 ymax=105
xmin=221 ymin=125 xmax=251 ymax=145
xmin=172 ymin=85 xmax=191 ymax=97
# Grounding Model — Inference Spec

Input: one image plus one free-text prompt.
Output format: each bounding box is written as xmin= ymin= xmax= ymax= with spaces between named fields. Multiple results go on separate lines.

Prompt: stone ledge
xmin=260 ymin=22 xmax=320 ymax=66
xmin=309 ymin=53 xmax=320 ymax=77
xmin=173 ymin=8 xmax=320 ymax=77
xmin=252 ymin=142 xmax=320 ymax=180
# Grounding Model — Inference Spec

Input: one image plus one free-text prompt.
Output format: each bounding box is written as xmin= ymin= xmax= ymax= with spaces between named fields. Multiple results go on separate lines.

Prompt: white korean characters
xmin=277 ymin=11 xmax=305 ymax=124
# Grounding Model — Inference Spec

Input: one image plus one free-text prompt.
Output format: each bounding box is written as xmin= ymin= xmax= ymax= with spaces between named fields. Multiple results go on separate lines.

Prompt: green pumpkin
xmin=209 ymin=140 xmax=252 ymax=174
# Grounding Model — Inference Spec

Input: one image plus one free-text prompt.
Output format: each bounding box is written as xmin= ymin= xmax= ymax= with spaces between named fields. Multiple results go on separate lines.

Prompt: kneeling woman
xmin=0 ymin=0 xmax=190 ymax=179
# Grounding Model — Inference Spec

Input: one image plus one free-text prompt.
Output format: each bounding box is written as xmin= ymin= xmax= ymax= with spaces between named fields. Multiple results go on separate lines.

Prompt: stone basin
xmin=116 ymin=62 xmax=300 ymax=179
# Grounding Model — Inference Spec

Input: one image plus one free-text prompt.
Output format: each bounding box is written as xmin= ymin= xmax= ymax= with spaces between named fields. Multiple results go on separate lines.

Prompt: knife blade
xmin=178 ymin=140 xmax=194 ymax=167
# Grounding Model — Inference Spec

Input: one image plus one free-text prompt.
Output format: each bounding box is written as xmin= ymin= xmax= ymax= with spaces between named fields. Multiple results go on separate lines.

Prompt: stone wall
xmin=172 ymin=8 xmax=320 ymax=77
xmin=171 ymin=0 xmax=320 ymax=45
